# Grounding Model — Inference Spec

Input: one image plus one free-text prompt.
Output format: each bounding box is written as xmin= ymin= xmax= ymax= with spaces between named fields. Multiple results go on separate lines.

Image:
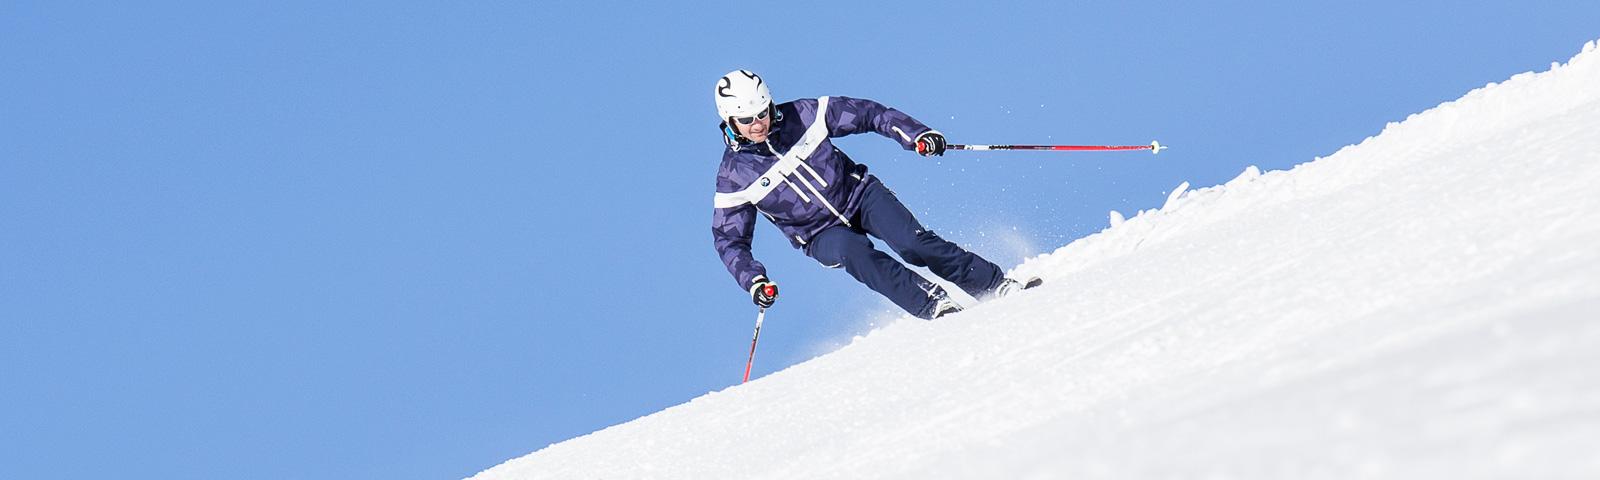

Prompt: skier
xmin=711 ymin=70 xmax=1039 ymax=319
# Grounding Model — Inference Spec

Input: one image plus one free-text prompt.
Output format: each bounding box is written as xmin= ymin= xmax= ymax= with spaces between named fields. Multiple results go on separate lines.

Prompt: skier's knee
xmin=895 ymin=228 xmax=949 ymax=266
xmin=807 ymin=228 xmax=871 ymax=267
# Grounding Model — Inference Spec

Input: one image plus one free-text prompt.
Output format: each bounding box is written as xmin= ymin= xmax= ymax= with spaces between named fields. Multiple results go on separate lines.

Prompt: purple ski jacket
xmin=712 ymin=96 xmax=934 ymax=291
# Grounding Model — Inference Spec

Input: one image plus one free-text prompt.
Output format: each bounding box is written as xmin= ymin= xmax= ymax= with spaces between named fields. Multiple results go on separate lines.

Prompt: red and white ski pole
xmin=742 ymin=306 xmax=767 ymax=384
xmin=947 ymin=140 xmax=1167 ymax=154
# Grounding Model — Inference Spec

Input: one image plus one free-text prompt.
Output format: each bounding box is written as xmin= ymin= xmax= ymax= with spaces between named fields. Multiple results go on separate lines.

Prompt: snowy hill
xmin=472 ymin=41 xmax=1600 ymax=479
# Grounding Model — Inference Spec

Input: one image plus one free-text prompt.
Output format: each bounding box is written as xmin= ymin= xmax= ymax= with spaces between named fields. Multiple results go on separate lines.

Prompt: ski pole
xmin=742 ymin=307 xmax=766 ymax=384
xmin=947 ymin=140 xmax=1167 ymax=154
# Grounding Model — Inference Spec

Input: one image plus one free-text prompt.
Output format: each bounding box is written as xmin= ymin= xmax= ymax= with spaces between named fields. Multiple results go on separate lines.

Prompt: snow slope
xmin=473 ymin=41 xmax=1600 ymax=479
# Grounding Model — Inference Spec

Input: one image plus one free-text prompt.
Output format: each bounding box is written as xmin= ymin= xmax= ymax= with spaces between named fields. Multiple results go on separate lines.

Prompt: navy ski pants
xmin=804 ymin=179 xmax=1004 ymax=318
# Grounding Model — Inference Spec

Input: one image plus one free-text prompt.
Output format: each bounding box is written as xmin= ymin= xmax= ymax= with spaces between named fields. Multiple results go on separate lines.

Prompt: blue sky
xmin=2 ymin=1 xmax=1595 ymax=479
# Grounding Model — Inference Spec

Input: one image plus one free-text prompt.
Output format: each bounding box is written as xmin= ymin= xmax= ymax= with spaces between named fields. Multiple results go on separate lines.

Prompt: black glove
xmin=915 ymin=131 xmax=946 ymax=157
xmin=749 ymin=276 xmax=778 ymax=308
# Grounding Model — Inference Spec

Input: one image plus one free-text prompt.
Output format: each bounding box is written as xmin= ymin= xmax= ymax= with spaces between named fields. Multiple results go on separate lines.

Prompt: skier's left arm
xmin=823 ymin=96 xmax=942 ymax=154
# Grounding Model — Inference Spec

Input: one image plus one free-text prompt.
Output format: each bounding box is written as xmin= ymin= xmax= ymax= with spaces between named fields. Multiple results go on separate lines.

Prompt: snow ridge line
xmin=1012 ymin=39 xmax=1600 ymax=283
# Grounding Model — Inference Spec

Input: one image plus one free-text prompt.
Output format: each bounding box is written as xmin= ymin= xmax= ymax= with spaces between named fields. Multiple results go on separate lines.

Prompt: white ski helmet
xmin=715 ymin=70 xmax=772 ymax=121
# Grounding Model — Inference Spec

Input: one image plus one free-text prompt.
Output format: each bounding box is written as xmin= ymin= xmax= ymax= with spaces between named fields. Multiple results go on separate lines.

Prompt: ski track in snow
xmin=472 ymin=41 xmax=1600 ymax=479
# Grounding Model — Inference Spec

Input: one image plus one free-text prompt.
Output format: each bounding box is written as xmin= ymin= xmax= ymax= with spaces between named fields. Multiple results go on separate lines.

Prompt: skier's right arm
xmin=713 ymin=202 xmax=768 ymax=293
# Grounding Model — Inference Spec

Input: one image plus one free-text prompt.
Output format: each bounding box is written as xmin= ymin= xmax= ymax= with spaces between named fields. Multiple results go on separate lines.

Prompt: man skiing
xmin=711 ymin=70 xmax=1039 ymax=319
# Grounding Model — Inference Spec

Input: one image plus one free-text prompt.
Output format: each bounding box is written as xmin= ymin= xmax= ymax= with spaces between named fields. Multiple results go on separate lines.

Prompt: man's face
xmin=734 ymin=107 xmax=771 ymax=143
